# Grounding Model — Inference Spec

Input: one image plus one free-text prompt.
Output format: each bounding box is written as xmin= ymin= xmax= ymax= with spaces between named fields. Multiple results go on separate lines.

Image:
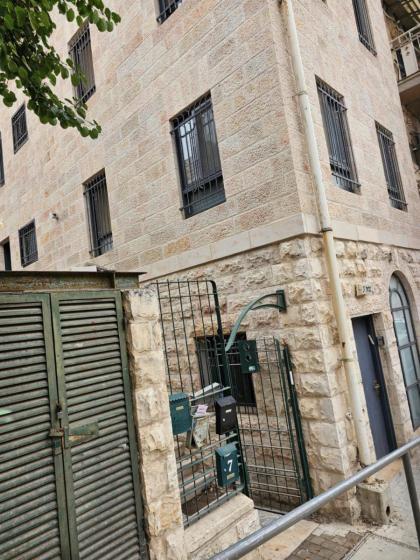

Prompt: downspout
xmin=282 ymin=0 xmax=371 ymax=466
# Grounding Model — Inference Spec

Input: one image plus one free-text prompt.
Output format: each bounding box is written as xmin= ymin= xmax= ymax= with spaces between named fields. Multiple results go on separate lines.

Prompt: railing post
xmin=402 ymin=452 xmax=420 ymax=548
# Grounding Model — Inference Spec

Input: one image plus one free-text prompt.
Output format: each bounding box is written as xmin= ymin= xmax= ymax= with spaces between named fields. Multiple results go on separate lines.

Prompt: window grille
xmin=12 ymin=105 xmax=28 ymax=153
xmin=69 ymin=23 xmax=96 ymax=103
xmin=390 ymin=275 xmax=420 ymax=429
xmin=352 ymin=0 xmax=376 ymax=54
xmin=0 ymin=133 xmax=4 ymax=186
xmin=316 ymin=78 xmax=360 ymax=192
xmin=1 ymin=240 xmax=11 ymax=271
xmin=172 ymin=94 xmax=225 ymax=218
xmin=19 ymin=221 xmax=38 ymax=267
xmin=376 ymin=122 xmax=407 ymax=211
xmin=196 ymin=334 xmax=257 ymax=409
xmin=83 ymin=170 xmax=113 ymax=257
xmin=157 ymin=0 xmax=182 ymax=23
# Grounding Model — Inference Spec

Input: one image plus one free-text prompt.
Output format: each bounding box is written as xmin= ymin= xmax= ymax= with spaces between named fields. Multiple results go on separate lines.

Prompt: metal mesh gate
xmin=156 ymin=280 xmax=311 ymax=525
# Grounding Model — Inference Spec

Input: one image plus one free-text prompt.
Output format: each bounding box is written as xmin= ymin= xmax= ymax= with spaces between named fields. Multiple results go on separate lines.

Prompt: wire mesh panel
xmin=352 ymin=0 xmax=376 ymax=54
xmin=316 ymin=78 xmax=360 ymax=193
xmin=69 ymin=23 xmax=96 ymax=104
xmin=12 ymin=105 xmax=28 ymax=153
xmin=156 ymin=280 xmax=245 ymax=527
xmin=18 ymin=220 xmax=38 ymax=267
xmin=83 ymin=171 xmax=113 ymax=257
xmin=157 ymin=0 xmax=182 ymax=23
xmin=171 ymin=94 xmax=225 ymax=218
xmin=228 ymin=338 xmax=311 ymax=513
xmin=376 ymin=122 xmax=407 ymax=211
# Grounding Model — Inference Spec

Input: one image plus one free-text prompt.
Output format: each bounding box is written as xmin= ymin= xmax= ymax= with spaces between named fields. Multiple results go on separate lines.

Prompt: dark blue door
xmin=352 ymin=316 xmax=393 ymax=459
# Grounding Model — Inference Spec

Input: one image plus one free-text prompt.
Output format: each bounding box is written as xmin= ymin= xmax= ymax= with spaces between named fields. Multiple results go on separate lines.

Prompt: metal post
xmin=402 ymin=452 xmax=420 ymax=548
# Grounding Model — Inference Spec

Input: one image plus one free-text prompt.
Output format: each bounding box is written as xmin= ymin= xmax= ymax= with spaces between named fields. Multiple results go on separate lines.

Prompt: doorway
xmin=352 ymin=315 xmax=395 ymax=459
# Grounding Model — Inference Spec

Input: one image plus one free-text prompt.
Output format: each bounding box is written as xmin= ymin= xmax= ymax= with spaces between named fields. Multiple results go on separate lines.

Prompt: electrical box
xmin=216 ymin=443 xmax=240 ymax=487
xmin=238 ymin=339 xmax=260 ymax=374
xmin=215 ymin=396 xmax=237 ymax=435
xmin=169 ymin=393 xmax=192 ymax=436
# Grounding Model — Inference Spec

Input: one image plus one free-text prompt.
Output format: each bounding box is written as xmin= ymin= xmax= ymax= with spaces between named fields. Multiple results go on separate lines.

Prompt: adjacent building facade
xmin=1 ymin=0 xmax=419 ymax=521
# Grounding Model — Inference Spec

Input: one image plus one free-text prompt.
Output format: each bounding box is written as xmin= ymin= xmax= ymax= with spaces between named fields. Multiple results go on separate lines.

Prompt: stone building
xmin=0 ymin=0 xmax=419 ymax=529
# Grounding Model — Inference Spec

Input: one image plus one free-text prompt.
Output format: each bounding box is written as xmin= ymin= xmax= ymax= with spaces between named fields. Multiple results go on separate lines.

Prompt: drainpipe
xmin=282 ymin=0 xmax=371 ymax=466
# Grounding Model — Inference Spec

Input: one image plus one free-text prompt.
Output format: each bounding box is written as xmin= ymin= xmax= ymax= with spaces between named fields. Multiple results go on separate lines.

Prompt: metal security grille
xmin=0 ymin=133 xmax=5 ymax=186
xmin=316 ymin=78 xmax=360 ymax=193
xmin=172 ymin=94 xmax=225 ymax=218
xmin=12 ymin=105 xmax=28 ymax=153
xmin=157 ymin=0 xmax=182 ymax=23
xmin=156 ymin=280 xmax=245 ymax=527
xmin=376 ymin=123 xmax=407 ymax=211
xmin=352 ymin=0 xmax=376 ymax=53
xmin=229 ymin=338 xmax=312 ymax=513
xmin=69 ymin=24 xmax=96 ymax=103
xmin=83 ymin=171 xmax=113 ymax=257
xmin=18 ymin=220 xmax=38 ymax=267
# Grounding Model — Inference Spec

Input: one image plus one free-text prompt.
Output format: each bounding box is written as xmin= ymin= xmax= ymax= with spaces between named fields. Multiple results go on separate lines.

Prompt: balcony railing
xmin=392 ymin=24 xmax=420 ymax=81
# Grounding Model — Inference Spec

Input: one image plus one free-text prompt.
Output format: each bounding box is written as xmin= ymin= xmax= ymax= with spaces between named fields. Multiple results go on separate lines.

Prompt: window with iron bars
xmin=316 ymin=78 xmax=360 ymax=193
xmin=352 ymin=0 xmax=376 ymax=54
xmin=157 ymin=0 xmax=182 ymax=23
xmin=19 ymin=221 xmax=38 ymax=267
xmin=69 ymin=23 xmax=96 ymax=103
xmin=83 ymin=171 xmax=113 ymax=257
xmin=12 ymin=105 xmax=28 ymax=153
xmin=376 ymin=122 xmax=407 ymax=211
xmin=0 ymin=133 xmax=4 ymax=186
xmin=172 ymin=94 xmax=225 ymax=218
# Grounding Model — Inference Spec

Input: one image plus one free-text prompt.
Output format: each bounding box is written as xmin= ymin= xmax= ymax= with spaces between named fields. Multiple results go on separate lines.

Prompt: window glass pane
xmin=400 ymin=347 xmax=418 ymax=386
xmin=393 ymin=309 xmax=410 ymax=346
xmin=407 ymin=385 xmax=420 ymax=428
xmin=390 ymin=290 xmax=402 ymax=309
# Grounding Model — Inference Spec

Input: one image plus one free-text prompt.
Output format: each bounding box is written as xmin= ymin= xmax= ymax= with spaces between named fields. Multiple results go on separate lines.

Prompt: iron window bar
xmin=12 ymin=105 xmax=28 ymax=153
xmin=316 ymin=78 xmax=360 ymax=193
xmin=18 ymin=220 xmax=38 ymax=267
xmin=157 ymin=0 xmax=183 ymax=23
xmin=352 ymin=0 xmax=376 ymax=54
xmin=83 ymin=170 xmax=113 ymax=257
xmin=376 ymin=122 xmax=407 ymax=211
xmin=171 ymin=93 xmax=225 ymax=218
xmin=0 ymin=133 xmax=4 ymax=186
xmin=69 ymin=23 xmax=96 ymax=104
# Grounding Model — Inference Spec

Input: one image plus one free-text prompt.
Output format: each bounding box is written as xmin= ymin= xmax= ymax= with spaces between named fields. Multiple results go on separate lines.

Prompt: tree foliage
xmin=0 ymin=1 xmax=121 ymax=139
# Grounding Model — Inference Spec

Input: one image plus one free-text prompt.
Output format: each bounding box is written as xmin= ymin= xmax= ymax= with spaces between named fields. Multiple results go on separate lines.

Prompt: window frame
xmin=316 ymin=78 xmax=360 ymax=193
xmin=376 ymin=122 xmax=407 ymax=211
xmin=83 ymin=170 xmax=113 ymax=258
xmin=352 ymin=0 xmax=376 ymax=54
xmin=389 ymin=275 xmax=420 ymax=429
xmin=171 ymin=93 xmax=225 ymax=218
xmin=12 ymin=104 xmax=28 ymax=154
xmin=157 ymin=0 xmax=182 ymax=24
xmin=69 ymin=22 xmax=96 ymax=104
xmin=18 ymin=220 xmax=38 ymax=268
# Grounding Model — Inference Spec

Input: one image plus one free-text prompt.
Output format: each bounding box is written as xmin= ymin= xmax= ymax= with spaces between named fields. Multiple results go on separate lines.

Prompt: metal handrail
xmin=211 ymin=436 xmax=420 ymax=559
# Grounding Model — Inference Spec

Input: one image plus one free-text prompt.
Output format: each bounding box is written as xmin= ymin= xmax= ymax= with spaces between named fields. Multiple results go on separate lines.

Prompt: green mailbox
xmin=169 ymin=392 xmax=192 ymax=435
xmin=216 ymin=443 xmax=240 ymax=487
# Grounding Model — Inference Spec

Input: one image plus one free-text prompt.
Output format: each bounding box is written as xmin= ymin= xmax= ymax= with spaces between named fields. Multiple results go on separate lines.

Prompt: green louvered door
xmin=0 ymin=294 xmax=70 ymax=560
xmin=0 ymin=291 xmax=146 ymax=560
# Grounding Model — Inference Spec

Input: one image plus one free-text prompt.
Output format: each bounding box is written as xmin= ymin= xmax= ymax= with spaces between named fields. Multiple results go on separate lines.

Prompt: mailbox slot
xmin=216 ymin=443 xmax=240 ymax=487
xmin=215 ymin=396 xmax=237 ymax=435
xmin=169 ymin=392 xmax=192 ymax=435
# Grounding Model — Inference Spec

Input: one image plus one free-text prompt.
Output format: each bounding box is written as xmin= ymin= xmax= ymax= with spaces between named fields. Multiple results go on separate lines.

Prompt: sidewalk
xmin=257 ymin=458 xmax=419 ymax=560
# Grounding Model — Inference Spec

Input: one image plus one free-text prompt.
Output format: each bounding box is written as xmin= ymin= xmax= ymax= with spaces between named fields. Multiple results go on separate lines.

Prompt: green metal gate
xmin=0 ymin=291 xmax=147 ymax=559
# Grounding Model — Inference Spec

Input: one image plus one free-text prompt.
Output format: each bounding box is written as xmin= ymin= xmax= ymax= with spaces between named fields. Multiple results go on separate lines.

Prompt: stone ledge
xmin=185 ymin=494 xmax=262 ymax=559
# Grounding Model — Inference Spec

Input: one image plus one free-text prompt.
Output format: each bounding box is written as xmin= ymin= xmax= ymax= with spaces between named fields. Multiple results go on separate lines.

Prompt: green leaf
xmin=18 ymin=66 xmax=28 ymax=80
xmin=66 ymin=9 xmax=75 ymax=22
